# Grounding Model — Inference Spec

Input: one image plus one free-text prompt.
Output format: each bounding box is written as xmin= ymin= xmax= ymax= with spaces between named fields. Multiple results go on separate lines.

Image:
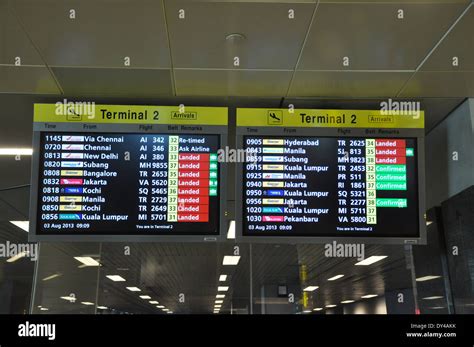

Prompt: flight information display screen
xmin=37 ymin=132 xmax=220 ymax=236
xmin=242 ymin=136 xmax=419 ymax=238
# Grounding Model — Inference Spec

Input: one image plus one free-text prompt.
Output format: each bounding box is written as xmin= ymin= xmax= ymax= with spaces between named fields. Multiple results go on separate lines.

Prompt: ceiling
xmin=2 ymin=231 xmax=417 ymax=314
xmin=0 ymin=0 xmax=466 ymax=314
xmin=0 ymin=0 xmax=472 ymax=97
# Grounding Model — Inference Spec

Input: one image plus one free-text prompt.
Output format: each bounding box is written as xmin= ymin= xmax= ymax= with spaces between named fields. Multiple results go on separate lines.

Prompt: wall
xmin=425 ymin=99 xmax=474 ymax=209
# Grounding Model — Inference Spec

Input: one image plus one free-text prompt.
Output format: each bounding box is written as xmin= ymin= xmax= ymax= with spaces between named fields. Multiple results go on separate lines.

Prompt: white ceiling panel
xmin=175 ymin=69 xmax=293 ymax=96
xmin=420 ymin=6 xmax=474 ymax=71
xmin=0 ymin=1 xmax=45 ymax=66
xmin=165 ymin=1 xmax=315 ymax=69
xmin=0 ymin=66 xmax=60 ymax=94
xmin=289 ymin=71 xmax=411 ymax=97
xmin=399 ymin=71 xmax=474 ymax=97
xmin=321 ymin=0 xmax=470 ymax=3
xmin=298 ymin=3 xmax=467 ymax=70
xmin=51 ymin=67 xmax=173 ymax=97
xmin=11 ymin=0 xmax=171 ymax=68
xmin=181 ymin=0 xmax=316 ymax=2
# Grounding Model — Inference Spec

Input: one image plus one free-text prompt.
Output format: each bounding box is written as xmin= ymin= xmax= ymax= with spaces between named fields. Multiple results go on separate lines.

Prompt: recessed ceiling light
xmin=216 ymin=294 xmax=225 ymax=299
xmin=218 ymin=286 xmax=229 ymax=292
xmin=149 ymin=301 xmax=159 ymax=304
xmin=40 ymin=307 xmax=49 ymax=311
xmin=219 ymin=275 xmax=228 ymax=282
xmin=215 ymin=300 xmax=223 ymax=304
xmin=74 ymin=257 xmax=100 ymax=266
xmin=106 ymin=275 xmax=126 ymax=282
xmin=81 ymin=302 xmax=94 ymax=305
xmin=162 ymin=308 xmax=169 ymax=312
xmin=214 ymin=305 xmax=222 ymax=308
xmin=223 ymin=256 xmax=240 ymax=266
xmin=97 ymin=306 xmax=108 ymax=310
xmin=139 ymin=295 xmax=151 ymax=299
xmin=328 ymin=274 xmax=344 ymax=281
xmin=416 ymin=275 xmax=441 ymax=282
xmin=126 ymin=287 xmax=141 ymax=292
xmin=426 ymin=221 xmax=433 ymax=226
xmin=341 ymin=300 xmax=355 ymax=304
xmin=325 ymin=304 xmax=337 ymax=308
xmin=157 ymin=305 xmax=165 ymax=309
xmin=422 ymin=296 xmax=444 ymax=300
xmin=227 ymin=220 xmax=235 ymax=239
xmin=361 ymin=294 xmax=378 ymax=299
xmin=303 ymin=310 xmax=312 ymax=313
xmin=0 ymin=148 xmax=33 ymax=155
xmin=225 ymin=33 xmax=246 ymax=42
xmin=166 ymin=311 xmax=173 ymax=314
xmin=6 ymin=251 xmax=28 ymax=263
xmin=9 ymin=221 xmax=29 ymax=232
xmin=303 ymin=286 xmax=318 ymax=292
xmin=60 ymin=296 xmax=76 ymax=302
xmin=313 ymin=308 xmax=323 ymax=311
xmin=355 ymin=256 xmax=387 ymax=266
xmin=42 ymin=273 xmax=62 ymax=281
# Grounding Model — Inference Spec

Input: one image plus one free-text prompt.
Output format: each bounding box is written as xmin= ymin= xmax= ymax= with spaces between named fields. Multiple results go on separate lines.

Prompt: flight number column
xmin=336 ymin=139 xmax=367 ymax=227
xmin=138 ymin=135 xmax=168 ymax=224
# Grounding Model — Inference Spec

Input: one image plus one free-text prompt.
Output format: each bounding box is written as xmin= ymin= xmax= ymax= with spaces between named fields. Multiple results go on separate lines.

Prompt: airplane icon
xmin=267 ymin=110 xmax=283 ymax=125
